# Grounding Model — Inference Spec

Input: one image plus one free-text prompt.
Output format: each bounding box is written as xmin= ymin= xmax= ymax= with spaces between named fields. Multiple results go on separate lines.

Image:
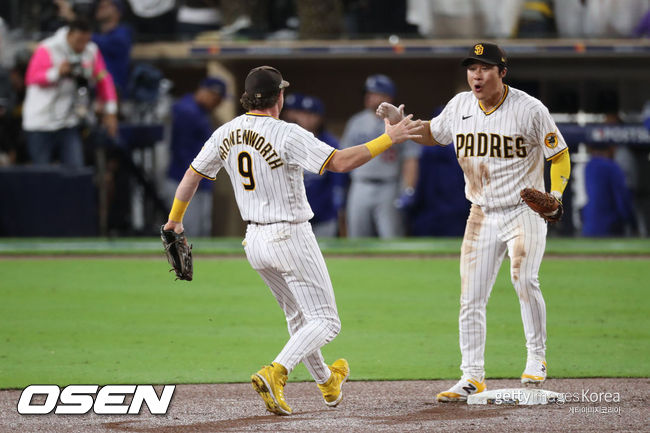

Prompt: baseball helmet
xmin=364 ymin=74 xmax=396 ymax=97
xmin=283 ymin=92 xmax=304 ymax=110
xmin=200 ymin=77 xmax=227 ymax=97
xmin=300 ymin=95 xmax=325 ymax=116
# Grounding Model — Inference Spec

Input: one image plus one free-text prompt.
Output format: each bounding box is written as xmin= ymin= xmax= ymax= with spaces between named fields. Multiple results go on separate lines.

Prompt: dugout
xmin=133 ymin=38 xmax=650 ymax=237
xmin=3 ymin=39 xmax=649 ymax=237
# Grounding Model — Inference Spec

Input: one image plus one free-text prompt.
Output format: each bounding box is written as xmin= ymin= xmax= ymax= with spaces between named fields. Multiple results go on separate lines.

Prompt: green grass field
xmin=1 ymin=251 xmax=648 ymax=389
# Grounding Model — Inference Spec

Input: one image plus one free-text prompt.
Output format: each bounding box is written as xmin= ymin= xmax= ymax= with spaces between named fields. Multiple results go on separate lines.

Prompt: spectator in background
xmin=340 ymin=74 xmax=420 ymax=238
xmin=50 ymin=0 xmax=96 ymax=32
xmin=0 ymin=55 xmax=28 ymax=166
xmin=344 ymin=0 xmax=417 ymax=36
xmin=582 ymin=144 xmax=636 ymax=237
xmin=0 ymin=19 xmax=28 ymax=165
xmin=635 ymin=8 xmax=650 ymax=36
xmin=554 ymin=0 xmax=650 ymax=37
xmin=281 ymin=92 xmax=304 ymax=124
xmin=409 ymin=109 xmax=470 ymax=236
xmin=176 ymin=0 xmax=222 ymax=39
xmin=92 ymin=0 xmax=132 ymax=95
xmin=22 ymin=19 xmax=118 ymax=168
xmin=516 ymin=0 xmax=555 ymax=38
xmin=406 ymin=0 xmax=524 ymax=38
xmin=55 ymin=1 xmax=132 ymax=93
xmin=293 ymin=94 xmax=346 ymax=237
xmin=126 ymin=0 xmax=176 ymax=40
xmin=0 ymin=67 xmax=16 ymax=165
xmin=217 ymin=0 xmax=298 ymax=40
xmin=165 ymin=77 xmax=226 ymax=237
xmin=596 ymin=90 xmax=646 ymax=236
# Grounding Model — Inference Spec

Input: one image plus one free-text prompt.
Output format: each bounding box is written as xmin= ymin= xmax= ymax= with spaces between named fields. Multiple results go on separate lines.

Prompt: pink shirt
xmin=23 ymin=27 xmax=117 ymax=131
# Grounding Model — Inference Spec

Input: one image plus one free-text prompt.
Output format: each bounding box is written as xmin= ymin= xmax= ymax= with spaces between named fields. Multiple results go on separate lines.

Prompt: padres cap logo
xmin=474 ymin=44 xmax=484 ymax=55
xmin=544 ymin=132 xmax=558 ymax=148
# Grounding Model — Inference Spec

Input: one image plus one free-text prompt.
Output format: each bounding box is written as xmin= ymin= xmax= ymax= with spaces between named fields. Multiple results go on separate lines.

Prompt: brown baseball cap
xmin=244 ymin=66 xmax=290 ymax=99
xmin=461 ymin=42 xmax=507 ymax=68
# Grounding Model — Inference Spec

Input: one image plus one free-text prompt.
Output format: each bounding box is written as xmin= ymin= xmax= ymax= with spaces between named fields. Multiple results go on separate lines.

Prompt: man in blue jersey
xmin=165 ymin=77 xmax=226 ymax=237
xmin=294 ymin=95 xmax=346 ymax=237
xmin=92 ymin=0 xmax=131 ymax=95
xmin=582 ymin=144 xmax=636 ymax=236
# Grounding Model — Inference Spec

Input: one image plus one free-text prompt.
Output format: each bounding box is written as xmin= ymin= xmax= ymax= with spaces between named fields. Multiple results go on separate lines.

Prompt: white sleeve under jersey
xmin=428 ymin=86 xmax=567 ymax=209
xmin=190 ymin=113 xmax=336 ymax=224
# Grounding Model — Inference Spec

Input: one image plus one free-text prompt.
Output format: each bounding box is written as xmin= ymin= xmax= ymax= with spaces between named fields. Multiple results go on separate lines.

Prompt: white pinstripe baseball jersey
xmin=430 ymin=85 xmax=568 ymax=208
xmin=426 ymin=84 xmax=566 ymax=386
xmin=190 ymin=113 xmax=336 ymax=224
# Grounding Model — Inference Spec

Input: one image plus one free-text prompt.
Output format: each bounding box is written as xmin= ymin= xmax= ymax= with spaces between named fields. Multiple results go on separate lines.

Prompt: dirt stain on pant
xmin=510 ymin=227 xmax=528 ymax=302
xmin=461 ymin=204 xmax=485 ymax=295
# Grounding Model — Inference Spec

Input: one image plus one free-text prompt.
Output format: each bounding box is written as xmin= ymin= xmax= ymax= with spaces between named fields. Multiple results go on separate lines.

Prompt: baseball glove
xmin=160 ymin=225 xmax=193 ymax=281
xmin=520 ymin=188 xmax=563 ymax=223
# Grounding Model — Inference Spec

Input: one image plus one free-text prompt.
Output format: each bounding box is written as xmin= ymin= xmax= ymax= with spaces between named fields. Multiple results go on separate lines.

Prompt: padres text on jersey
xmin=429 ymin=85 xmax=568 ymax=209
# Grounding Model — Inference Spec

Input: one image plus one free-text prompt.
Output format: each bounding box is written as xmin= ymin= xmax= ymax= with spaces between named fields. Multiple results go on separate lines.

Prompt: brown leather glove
xmin=520 ymin=188 xmax=563 ymax=223
xmin=160 ymin=225 xmax=193 ymax=281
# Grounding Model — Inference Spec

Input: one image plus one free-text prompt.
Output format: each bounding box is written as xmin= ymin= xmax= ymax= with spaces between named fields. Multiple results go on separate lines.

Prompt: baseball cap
xmin=245 ymin=66 xmax=290 ymax=99
xmin=364 ymin=74 xmax=395 ymax=97
xmin=300 ymin=95 xmax=325 ymax=115
xmin=283 ymin=93 xmax=304 ymax=110
xmin=461 ymin=42 xmax=507 ymax=68
xmin=200 ymin=77 xmax=227 ymax=96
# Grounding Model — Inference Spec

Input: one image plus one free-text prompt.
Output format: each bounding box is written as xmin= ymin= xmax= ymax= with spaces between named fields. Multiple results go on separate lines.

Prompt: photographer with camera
xmin=23 ymin=18 xmax=118 ymax=168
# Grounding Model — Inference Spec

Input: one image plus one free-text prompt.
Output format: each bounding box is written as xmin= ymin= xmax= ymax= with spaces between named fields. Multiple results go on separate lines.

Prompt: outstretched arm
xmin=376 ymin=102 xmax=440 ymax=146
xmin=163 ymin=168 xmax=203 ymax=233
xmin=326 ymin=116 xmax=421 ymax=173
xmin=411 ymin=120 xmax=438 ymax=146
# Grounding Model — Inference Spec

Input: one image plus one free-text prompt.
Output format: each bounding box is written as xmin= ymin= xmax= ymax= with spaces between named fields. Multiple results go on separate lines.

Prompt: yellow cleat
xmin=317 ymin=359 xmax=350 ymax=407
xmin=251 ymin=363 xmax=292 ymax=415
xmin=436 ymin=377 xmax=486 ymax=402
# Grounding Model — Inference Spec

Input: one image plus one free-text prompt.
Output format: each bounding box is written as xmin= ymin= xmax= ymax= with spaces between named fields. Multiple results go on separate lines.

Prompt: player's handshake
xmin=384 ymin=114 xmax=422 ymax=144
xmin=376 ymin=102 xmax=406 ymax=125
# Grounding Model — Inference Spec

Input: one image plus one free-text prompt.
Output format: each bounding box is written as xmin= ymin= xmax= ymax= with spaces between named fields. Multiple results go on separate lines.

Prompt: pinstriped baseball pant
xmin=459 ymin=204 xmax=547 ymax=380
xmin=244 ymin=221 xmax=340 ymax=384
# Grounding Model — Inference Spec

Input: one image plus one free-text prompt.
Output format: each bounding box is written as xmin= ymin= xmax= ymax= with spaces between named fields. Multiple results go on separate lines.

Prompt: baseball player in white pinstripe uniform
xmin=163 ymin=66 xmax=421 ymax=415
xmin=378 ymin=43 xmax=571 ymax=402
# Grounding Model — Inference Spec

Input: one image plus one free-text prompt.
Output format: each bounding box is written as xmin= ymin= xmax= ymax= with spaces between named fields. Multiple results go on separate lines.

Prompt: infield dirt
xmin=1 ymin=378 xmax=646 ymax=432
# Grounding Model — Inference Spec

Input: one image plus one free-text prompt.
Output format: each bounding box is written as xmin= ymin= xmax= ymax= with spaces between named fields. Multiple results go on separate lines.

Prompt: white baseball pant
xmin=243 ymin=221 xmax=340 ymax=383
xmin=459 ymin=203 xmax=547 ymax=380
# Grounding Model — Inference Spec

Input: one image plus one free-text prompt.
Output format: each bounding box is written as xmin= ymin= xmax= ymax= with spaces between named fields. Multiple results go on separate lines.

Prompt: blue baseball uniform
xmin=409 ymin=144 xmax=470 ymax=236
xmin=303 ymin=130 xmax=346 ymax=236
xmin=166 ymin=93 xmax=215 ymax=236
xmin=92 ymin=24 xmax=132 ymax=94
xmin=582 ymin=155 xmax=636 ymax=236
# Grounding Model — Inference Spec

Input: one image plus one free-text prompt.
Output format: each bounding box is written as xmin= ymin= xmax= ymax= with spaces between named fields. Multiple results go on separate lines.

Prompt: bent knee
xmin=326 ymin=316 xmax=341 ymax=338
xmin=512 ymin=273 xmax=540 ymax=289
xmin=318 ymin=316 xmax=341 ymax=343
